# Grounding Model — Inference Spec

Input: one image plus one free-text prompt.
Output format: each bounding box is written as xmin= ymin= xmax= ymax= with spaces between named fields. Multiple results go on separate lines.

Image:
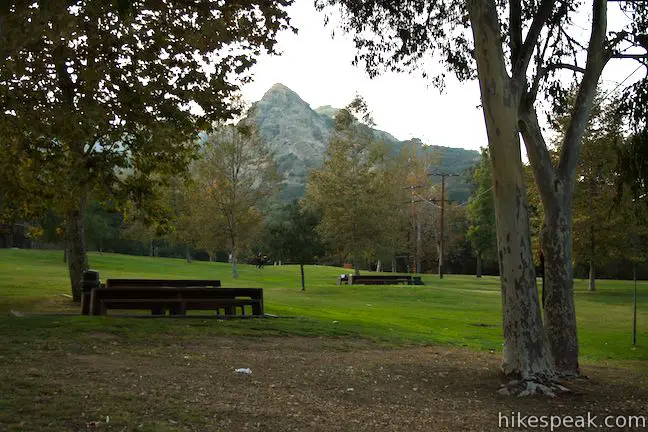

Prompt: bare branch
xmin=513 ymin=0 xmax=556 ymax=81
xmin=611 ymin=53 xmax=648 ymax=59
xmin=543 ymin=62 xmax=587 ymax=74
xmin=526 ymin=23 xmax=557 ymax=106
xmin=510 ymin=0 xmax=523 ymax=66
xmin=526 ymin=61 xmax=587 ymax=105
xmin=558 ymin=0 xmax=608 ymax=183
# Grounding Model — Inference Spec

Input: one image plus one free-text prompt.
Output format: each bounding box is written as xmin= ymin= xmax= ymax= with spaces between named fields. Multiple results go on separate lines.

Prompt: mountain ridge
xmin=248 ymin=83 xmax=480 ymax=202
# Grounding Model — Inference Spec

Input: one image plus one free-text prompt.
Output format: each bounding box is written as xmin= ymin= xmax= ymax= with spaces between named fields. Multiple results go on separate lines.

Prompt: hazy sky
xmin=240 ymin=1 xmax=645 ymax=152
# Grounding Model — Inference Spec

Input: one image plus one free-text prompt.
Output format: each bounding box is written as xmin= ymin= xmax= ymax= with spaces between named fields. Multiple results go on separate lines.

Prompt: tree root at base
xmin=497 ymin=379 xmax=571 ymax=397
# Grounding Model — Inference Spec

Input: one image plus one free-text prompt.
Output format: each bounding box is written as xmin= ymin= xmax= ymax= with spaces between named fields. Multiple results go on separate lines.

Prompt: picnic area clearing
xmin=0 ymin=249 xmax=647 ymax=430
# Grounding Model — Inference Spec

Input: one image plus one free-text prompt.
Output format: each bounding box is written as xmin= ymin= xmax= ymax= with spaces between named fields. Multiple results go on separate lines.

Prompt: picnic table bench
xmin=338 ymin=274 xmax=424 ymax=285
xmin=81 ymin=272 xmax=263 ymax=317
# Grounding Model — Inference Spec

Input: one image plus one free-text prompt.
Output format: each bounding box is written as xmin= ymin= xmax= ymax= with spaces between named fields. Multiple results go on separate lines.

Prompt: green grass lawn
xmin=0 ymin=248 xmax=646 ymax=364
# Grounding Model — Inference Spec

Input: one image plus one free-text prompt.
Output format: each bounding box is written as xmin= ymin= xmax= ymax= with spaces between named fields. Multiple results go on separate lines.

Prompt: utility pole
xmin=403 ymin=185 xmax=424 ymax=274
xmin=429 ymin=172 xmax=459 ymax=279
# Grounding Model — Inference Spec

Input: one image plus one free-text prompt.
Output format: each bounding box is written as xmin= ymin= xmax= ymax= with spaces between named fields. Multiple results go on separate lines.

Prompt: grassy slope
xmin=0 ymin=249 xmax=646 ymax=363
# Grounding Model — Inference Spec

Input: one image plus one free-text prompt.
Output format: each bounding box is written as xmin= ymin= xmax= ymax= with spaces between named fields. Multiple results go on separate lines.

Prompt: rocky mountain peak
xmin=247 ymin=84 xmax=479 ymax=202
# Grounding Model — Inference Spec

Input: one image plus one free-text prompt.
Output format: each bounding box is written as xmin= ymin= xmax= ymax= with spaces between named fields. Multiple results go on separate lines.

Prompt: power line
xmin=602 ymin=63 xmax=644 ymax=100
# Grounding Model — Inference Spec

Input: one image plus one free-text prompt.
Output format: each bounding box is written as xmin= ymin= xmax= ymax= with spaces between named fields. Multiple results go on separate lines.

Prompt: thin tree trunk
xmin=300 ymin=263 xmax=305 ymax=291
xmin=469 ymin=0 xmax=554 ymax=382
xmin=391 ymin=255 xmax=396 ymax=273
xmin=588 ymin=260 xmax=596 ymax=292
xmin=185 ymin=245 xmax=192 ymax=264
xmin=149 ymin=240 xmax=154 ymax=257
xmin=63 ymin=246 xmax=67 ymax=264
xmin=476 ymin=253 xmax=482 ymax=278
xmin=588 ymin=222 xmax=596 ymax=291
xmin=231 ymin=245 xmax=238 ymax=278
xmin=65 ymin=196 xmax=89 ymax=302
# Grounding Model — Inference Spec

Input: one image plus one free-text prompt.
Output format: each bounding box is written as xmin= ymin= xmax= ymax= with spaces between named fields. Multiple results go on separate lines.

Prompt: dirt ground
xmin=3 ymin=335 xmax=648 ymax=431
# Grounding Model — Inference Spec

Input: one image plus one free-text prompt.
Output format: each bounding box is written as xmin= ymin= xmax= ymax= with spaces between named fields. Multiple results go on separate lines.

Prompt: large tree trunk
xmin=65 ymin=196 xmax=89 ymax=302
xmin=476 ymin=253 xmax=482 ymax=278
xmin=469 ymin=0 xmax=554 ymax=382
xmin=541 ymin=206 xmax=580 ymax=377
xmin=520 ymin=0 xmax=607 ymax=379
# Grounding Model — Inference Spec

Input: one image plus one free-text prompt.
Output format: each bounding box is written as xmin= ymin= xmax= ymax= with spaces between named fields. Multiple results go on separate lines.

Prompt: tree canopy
xmin=306 ymin=96 xmax=398 ymax=273
xmin=0 ymin=0 xmax=293 ymax=298
xmin=467 ymin=148 xmax=496 ymax=277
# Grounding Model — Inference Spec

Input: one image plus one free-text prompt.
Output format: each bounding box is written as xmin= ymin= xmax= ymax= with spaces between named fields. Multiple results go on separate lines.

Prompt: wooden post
xmin=440 ymin=174 xmax=445 ymax=279
xmin=633 ymin=263 xmax=637 ymax=346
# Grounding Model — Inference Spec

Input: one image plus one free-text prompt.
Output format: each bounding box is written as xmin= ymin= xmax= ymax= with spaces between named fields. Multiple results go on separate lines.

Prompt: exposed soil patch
xmin=1 ymin=336 xmax=647 ymax=431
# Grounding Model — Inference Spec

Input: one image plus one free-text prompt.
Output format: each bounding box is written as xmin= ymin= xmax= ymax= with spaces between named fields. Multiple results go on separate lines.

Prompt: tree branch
xmin=512 ymin=0 xmax=556 ymax=81
xmin=611 ymin=53 xmax=648 ymax=59
xmin=519 ymin=108 xmax=557 ymax=207
xmin=543 ymin=62 xmax=587 ymax=75
xmin=510 ymin=0 xmax=523 ymax=66
xmin=558 ymin=0 xmax=608 ymax=184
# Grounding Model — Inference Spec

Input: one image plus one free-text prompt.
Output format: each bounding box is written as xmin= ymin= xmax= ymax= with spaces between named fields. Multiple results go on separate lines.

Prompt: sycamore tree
xmin=0 ymin=1 xmax=293 ymax=300
xmin=316 ymin=0 xmax=648 ymax=385
xmin=194 ymin=123 xmax=280 ymax=278
xmin=306 ymin=96 xmax=397 ymax=275
xmin=467 ymin=148 xmax=496 ymax=278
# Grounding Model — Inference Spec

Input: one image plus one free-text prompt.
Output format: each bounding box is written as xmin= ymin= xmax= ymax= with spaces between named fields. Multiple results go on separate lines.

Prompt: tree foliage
xmin=467 ymin=148 xmax=496 ymax=276
xmin=306 ymin=96 xmax=398 ymax=273
xmin=194 ymin=123 xmax=280 ymax=277
xmin=0 ymin=0 xmax=293 ymax=297
xmin=264 ymin=200 xmax=325 ymax=290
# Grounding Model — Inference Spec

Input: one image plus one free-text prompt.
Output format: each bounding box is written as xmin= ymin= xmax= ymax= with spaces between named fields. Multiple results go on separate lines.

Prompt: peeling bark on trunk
xmin=469 ymin=0 xmax=555 ymax=381
xmin=521 ymin=0 xmax=606 ymax=378
xmin=65 ymin=197 xmax=89 ymax=302
xmin=588 ymin=261 xmax=596 ymax=292
xmin=476 ymin=253 xmax=483 ymax=278
xmin=520 ymin=109 xmax=582 ymax=378
xmin=541 ymin=207 xmax=580 ymax=377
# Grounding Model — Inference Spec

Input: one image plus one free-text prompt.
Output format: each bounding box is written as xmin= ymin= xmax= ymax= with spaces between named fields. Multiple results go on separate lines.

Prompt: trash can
xmin=81 ymin=270 xmax=100 ymax=315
